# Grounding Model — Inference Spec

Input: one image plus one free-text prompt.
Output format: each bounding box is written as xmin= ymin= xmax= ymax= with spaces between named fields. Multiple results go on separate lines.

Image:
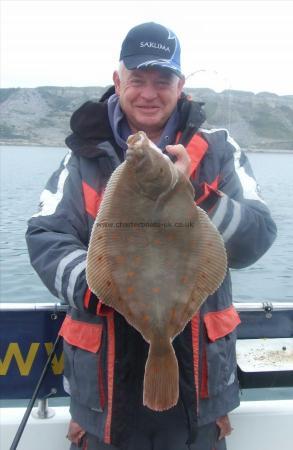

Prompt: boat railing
xmin=1 ymin=300 xmax=293 ymax=312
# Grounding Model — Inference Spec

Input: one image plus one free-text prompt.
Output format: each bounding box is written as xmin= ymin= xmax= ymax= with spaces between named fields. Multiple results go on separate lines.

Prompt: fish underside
xmin=86 ymin=131 xmax=227 ymax=411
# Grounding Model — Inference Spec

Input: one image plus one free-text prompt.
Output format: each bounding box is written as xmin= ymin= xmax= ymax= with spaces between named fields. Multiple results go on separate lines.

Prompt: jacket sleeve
xmin=197 ymin=131 xmax=277 ymax=269
xmin=25 ymin=151 xmax=95 ymax=311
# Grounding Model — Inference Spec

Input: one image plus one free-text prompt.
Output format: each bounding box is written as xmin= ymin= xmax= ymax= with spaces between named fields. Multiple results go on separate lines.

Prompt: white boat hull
xmin=1 ymin=400 xmax=293 ymax=450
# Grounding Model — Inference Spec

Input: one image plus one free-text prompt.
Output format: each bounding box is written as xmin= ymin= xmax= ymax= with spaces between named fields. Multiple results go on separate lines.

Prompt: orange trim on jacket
xmin=96 ymin=301 xmax=114 ymax=316
xmin=59 ymin=315 xmax=103 ymax=353
xmin=104 ymin=312 xmax=115 ymax=444
xmin=175 ymin=131 xmax=209 ymax=178
xmin=191 ymin=312 xmax=200 ymax=410
xmin=200 ymin=342 xmax=209 ymax=399
xmin=204 ymin=305 xmax=241 ymax=342
xmin=82 ymin=181 xmax=103 ymax=219
xmin=84 ymin=288 xmax=91 ymax=309
xmin=187 ymin=134 xmax=209 ymax=178
xmin=82 ymin=182 xmax=105 ymax=312
xmin=83 ymin=288 xmax=112 ymax=316
xmin=195 ymin=177 xmax=220 ymax=206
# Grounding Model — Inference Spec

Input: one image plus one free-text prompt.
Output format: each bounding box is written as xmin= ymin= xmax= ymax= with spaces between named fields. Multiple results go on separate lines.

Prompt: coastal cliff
xmin=1 ymin=86 xmax=293 ymax=150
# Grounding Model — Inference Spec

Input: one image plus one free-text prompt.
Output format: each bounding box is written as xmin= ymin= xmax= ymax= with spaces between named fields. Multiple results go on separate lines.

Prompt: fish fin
xmin=86 ymin=228 xmax=119 ymax=308
xmin=86 ymin=164 xmax=127 ymax=306
xmin=191 ymin=206 xmax=227 ymax=308
xmin=143 ymin=338 xmax=179 ymax=411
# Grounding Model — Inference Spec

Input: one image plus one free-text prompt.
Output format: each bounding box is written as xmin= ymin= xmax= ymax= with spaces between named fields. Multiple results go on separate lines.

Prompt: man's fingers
xmin=166 ymin=144 xmax=186 ymax=156
xmin=216 ymin=415 xmax=233 ymax=440
xmin=166 ymin=144 xmax=191 ymax=177
xmin=66 ymin=420 xmax=86 ymax=445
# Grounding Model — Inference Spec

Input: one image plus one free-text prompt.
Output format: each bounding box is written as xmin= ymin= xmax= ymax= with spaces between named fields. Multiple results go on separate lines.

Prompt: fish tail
xmin=143 ymin=338 xmax=179 ymax=411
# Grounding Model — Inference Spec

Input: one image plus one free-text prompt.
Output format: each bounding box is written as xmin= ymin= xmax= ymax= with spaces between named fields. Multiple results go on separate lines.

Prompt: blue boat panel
xmin=0 ymin=310 xmax=67 ymax=399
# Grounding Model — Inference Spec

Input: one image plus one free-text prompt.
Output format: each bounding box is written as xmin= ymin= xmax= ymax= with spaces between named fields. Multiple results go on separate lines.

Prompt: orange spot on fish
xmin=180 ymin=276 xmax=188 ymax=284
xmin=167 ymin=233 xmax=175 ymax=241
xmin=127 ymin=286 xmax=134 ymax=294
xmin=127 ymin=271 xmax=135 ymax=278
xmin=154 ymin=239 xmax=161 ymax=245
xmin=115 ymin=255 xmax=125 ymax=264
xmin=142 ymin=314 xmax=150 ymax=323
xmin=152 ymin=287 xmax=160 ymax=293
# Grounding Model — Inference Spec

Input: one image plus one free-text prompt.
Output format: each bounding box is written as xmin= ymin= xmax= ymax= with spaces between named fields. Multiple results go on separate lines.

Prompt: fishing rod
xmin=9 ymin=333 xmax=62 ymax=450
xmin=185 ymin=68 xmax=233 ymax=131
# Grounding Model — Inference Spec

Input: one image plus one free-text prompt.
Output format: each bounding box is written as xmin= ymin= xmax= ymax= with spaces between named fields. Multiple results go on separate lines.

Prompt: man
xmin=26 ymin=22 xmax=277 ymax=450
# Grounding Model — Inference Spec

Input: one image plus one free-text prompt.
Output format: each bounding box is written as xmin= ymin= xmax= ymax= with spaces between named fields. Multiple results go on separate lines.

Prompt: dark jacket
xmin=26 ymin=87 xmax=277 ymax=446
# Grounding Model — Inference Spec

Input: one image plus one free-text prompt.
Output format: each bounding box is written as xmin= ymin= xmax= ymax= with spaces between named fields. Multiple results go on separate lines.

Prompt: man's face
xmin=113 ymin=65 xmax=185 ymax=141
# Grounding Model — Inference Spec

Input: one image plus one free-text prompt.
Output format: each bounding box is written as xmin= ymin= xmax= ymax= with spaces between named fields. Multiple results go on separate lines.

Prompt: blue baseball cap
xmin=119 ymin=22 xmax=182 ymax=78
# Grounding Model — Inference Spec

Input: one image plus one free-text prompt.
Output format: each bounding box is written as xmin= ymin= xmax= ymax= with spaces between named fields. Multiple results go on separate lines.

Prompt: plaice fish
xmin=86 ymin=131 xmax=227 ymax=411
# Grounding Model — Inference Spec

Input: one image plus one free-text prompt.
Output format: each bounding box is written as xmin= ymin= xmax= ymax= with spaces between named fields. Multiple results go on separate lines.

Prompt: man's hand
xmin=66 ymin=420 xmax=86 ymax=446
xmin=166 ymin=144 xmax=191 ymax=178
xmin=216 ymin=415 xmax=233 ymax=440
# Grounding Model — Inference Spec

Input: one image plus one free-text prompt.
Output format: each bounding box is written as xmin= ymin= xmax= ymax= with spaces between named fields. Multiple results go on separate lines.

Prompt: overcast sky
xmin=1 ymin=0 xmax=293 ymax=95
